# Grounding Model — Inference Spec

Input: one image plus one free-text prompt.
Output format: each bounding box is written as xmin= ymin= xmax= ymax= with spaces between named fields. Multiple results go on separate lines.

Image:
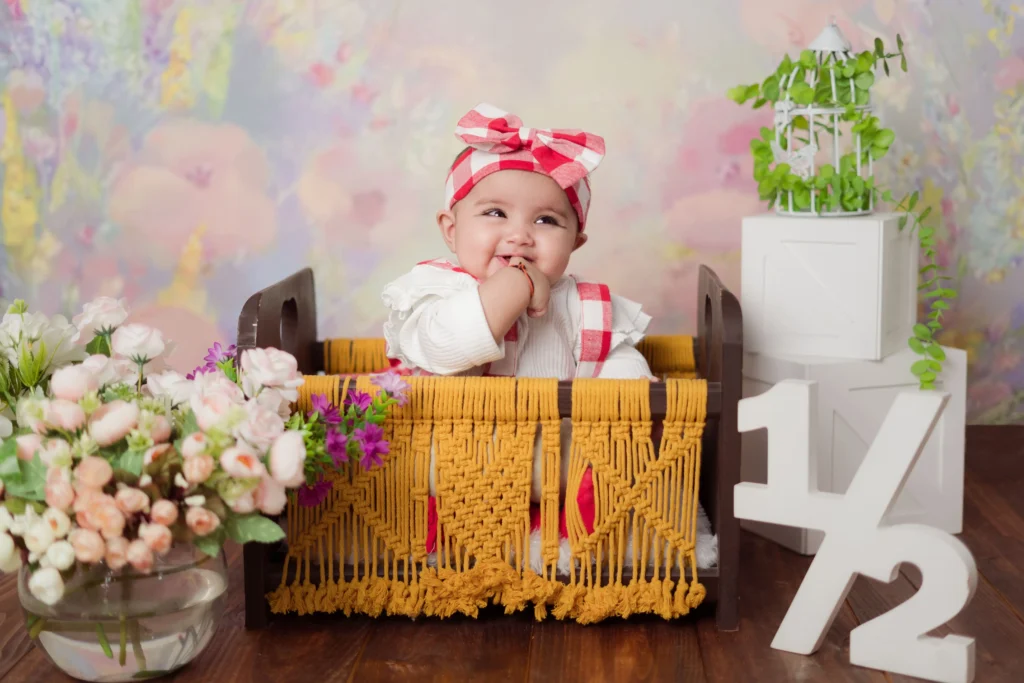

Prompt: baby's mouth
xmin=495 ymin=255 xmax=530 ymax=266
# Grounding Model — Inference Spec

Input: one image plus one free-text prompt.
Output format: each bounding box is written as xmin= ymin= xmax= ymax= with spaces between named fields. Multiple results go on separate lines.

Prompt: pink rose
xmin=69 ymin=529 xmax=106 ymax=564
xmin=137 ymin=523 xmax=172 ymax=555
xmin=181 ymin=432 xmax=208 ymax=459
xmin=72 ymin=296 xmax=128 ymax=342
xmin=191 ymin=370 xmax=246 ymax=404
xmin=253 ymin=476 xmax=287 ymax=515
xmin=236 ymin=403 xmax=285 ymax=453
xmin=75 ymin=456 xmax=113 ymax=489
xmin=183 ymin=454 xmax=214 ymax=484
xmin=146 ymin=370 xmax=194 ymax=405
xmin=111 ymin=323 xmax=166 ymax=362
xmin=50 ymin=365 xmax=99 ymax=401
xmin=73 ymin=488 xmax=104 ymax=529
xmin=88 ymin=499 xmax=126 ymax=540
xmin=81 ymin=354 xmax=137 ymax=387
xmin=45 ymin=468 xmax=76 ymax=511
xmin=189 ymin=392 xmax=235 ymax=432
xmin=143 ymin=443 xmax=172 ymax=467
xmin=240 ymin=348 xmax=303 ymax=401
xmin=185 ymin=507 xmax=220 ymax=537
xmin=149 ymin=500 xmax=179 ymax=526
xmin=89 ymin=400 xmax=140 ymax=446
xmin=105 ymin=536 xmax=129 ymax=570
xmin=228 ymin=491 xmax=256 ymax=514
xmin=15 ymin=434 xmax=42 ymax=461
xmin=220 ymin=445 xmax=267 ymax=480
xmin=45 ymin=399 xmax=87 ymax=431
xmin=148 ymin=415 xmax=172 ymax=443
xmin=114 ymin=487 xmax=150 ymax=515
xmin=126 ymin=539 xmax=154 ymax=573
xmin=269 ymin=431 xmax=307 ymax=487
xmin=254 ymin=387 xmax=293 ymax=419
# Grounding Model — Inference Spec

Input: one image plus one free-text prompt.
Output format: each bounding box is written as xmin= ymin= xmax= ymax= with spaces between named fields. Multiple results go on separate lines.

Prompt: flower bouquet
xmin=0 ymin=297 xmax=405 ymax=681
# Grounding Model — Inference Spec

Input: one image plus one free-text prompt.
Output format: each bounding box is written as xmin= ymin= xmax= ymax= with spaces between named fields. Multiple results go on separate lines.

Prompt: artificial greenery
xmin=727 ymin=34 xmax=955 ymax=390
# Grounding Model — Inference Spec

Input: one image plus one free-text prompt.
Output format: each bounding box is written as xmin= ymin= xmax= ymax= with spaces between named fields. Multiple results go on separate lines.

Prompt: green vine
xmin=727 ymin=33 xmax=956 ymax=390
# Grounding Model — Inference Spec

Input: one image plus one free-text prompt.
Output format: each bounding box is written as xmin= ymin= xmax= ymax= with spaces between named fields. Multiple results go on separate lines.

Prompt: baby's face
xmin=437 ymin=170 xmax=586 ymax=283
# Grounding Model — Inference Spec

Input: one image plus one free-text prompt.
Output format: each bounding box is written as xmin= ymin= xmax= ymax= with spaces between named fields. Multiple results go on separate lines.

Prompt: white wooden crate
xmin=741 ymin=212 xmax=918 ymax=361
xmin=739 ymin=346 xmax=966 ymax=555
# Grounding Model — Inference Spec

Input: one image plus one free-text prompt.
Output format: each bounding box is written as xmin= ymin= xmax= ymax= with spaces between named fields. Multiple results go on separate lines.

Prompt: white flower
xmin=8 ymin=506 xmax=39 ymax=536
xmin=80 ymin=354 xmax=137 ymax=387
xmin=220 ymin=445 xmax=267 ymax=479
xmin=0 ymin=414 xmax=11 ymax=440
xmin=0 ymin=507 xmax=12 ymax=534
xmin=50 ymin=364 xmax=100 ymax=402
xmin=72 ymin=296 xmax=128 ymax=342
xmin=28 ymin=566 xmax=65 ymax=605
xmin=269 ymin=431 xmax=307 ymax=487
xmin=184 ymin=495 xmax=206 ymax=507
xmin=240 ymin=348 xmax=303 ymax=402
xmin=146 ymin=370 xmax=194 ymax=405
xmin=24 ymin=519 xmax=56 ymax=554
xmin=253 ymin=387 xmax=292 ymax=419
xmin=45 ymin=540 xmax=76 ymax=571
xmin=191 ymin=369 xmax=245 ymax=404
xmin=111 ymin=324 xmax=166 ymax=364
xmin=42 ymin=508 xmax=71 ymax=538
xmin=0 ymin=532 xmax=19 ymax=573
xmin=0 ymin=311 xmax=83 ymax=372
xmin=174 ymin=472 xmax=189 ymax=489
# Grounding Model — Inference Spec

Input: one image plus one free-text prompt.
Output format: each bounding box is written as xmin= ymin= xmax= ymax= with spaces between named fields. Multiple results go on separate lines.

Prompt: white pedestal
xmin=741 ymin=212 xmax=919 ymax=361
xmin=740 ymin=346 xmax=967 ymax=555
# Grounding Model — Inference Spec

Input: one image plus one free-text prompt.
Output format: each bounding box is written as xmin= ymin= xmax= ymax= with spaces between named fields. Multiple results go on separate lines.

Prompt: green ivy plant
xmin=726 ymin=34 xmax=956 ymax=390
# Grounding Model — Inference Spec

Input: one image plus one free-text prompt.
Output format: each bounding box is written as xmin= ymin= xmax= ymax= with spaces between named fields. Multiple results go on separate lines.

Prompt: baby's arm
xmin=478 ymin=266 xmax=533 ymax=341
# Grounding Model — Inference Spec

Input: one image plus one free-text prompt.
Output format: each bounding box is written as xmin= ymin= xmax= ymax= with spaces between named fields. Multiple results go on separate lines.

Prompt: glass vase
xmin=18 ymin=543 xmax=228 ymax=682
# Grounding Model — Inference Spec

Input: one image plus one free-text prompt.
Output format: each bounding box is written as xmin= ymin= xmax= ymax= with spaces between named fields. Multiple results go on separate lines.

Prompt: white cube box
xmin=739 ymin=345 xmax=966 ymax=555
xmin=741 ymin=212 xmax=919 ymax=360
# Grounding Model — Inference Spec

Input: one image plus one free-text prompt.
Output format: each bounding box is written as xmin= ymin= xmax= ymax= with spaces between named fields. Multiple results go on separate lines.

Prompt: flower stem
xmin=119 ymin=615 xmax=127 ymax=666
xmin=95 ymin=623 xmax=113 ymax=659
xmin=130 ymin=619 xmax=147 ymax=671
xmin=28 ymin=617 xmax=47 ymax=639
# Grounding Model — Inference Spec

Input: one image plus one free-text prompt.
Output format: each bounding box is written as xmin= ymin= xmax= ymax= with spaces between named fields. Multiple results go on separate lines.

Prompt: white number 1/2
xmin=734 ymin=380 xmax=977 ymax=683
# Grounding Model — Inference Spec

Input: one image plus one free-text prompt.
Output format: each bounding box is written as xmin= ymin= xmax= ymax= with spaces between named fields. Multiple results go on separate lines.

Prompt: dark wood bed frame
xmin=235 ymin=264 xmax=743 ymax=632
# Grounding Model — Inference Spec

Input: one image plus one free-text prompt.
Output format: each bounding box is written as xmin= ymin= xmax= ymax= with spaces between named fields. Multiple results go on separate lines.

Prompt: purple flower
xmin=326 ymin=429 xmax=348 ymax=467
xmin=354 ymin=423 xmax=389 ymax=469
xmin=310 ymin=394 xmax=342 ymax=425
xmin=297 ymin=478 xmax=333 ymax=507
xmin=372 ymin=371 xmax=410 ymax=405
xmin=205 ymin=341 xmax=236 ymax=367
xmin=345 ymin=390 xmax=372 ymax=412
xmin=186 ymin=365 xmax=211 ymax=381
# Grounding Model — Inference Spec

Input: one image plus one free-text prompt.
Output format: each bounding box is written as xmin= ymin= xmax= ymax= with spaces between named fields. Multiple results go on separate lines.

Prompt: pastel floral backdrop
xmin=1 ymin=0 xmax=1023 ymax=423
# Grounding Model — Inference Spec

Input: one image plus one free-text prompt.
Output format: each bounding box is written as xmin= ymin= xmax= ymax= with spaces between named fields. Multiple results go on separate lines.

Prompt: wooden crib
xmin=236 ymin=264 xmax=743 ymax=631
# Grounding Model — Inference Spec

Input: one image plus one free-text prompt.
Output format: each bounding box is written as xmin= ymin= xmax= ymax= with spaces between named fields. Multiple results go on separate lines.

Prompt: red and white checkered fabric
xmin=444 ymin=103 xmax=606 ymax=231
xmin=386 ymin=261 xmax=612 ymax=378
xmin=572 ymin=278 xmax=613 ymax=379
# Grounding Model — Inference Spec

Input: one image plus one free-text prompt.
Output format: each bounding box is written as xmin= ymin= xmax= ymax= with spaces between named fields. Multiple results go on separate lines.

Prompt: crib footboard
xmin=696 ymin=265 xmax=743 ymax=631
xmin=236 ymin=265 xmax=742 ymax=631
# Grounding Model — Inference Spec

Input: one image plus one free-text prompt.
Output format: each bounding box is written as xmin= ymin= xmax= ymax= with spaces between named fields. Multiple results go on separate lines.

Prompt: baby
xmin=381 ymin=102 xmax=654 ymax=381
xmin=379 ymin=104 xmax=716 ymax=573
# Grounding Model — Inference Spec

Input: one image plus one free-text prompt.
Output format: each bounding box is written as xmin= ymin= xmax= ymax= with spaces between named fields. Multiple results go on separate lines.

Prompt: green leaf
xmin=920 ymin=371 xmax=937 ymax=384
xmin=899 ymin=215 xmax=908 ymax=230
xmin=842 ymin=63 xmax=856 ymax=78
xmin=727 ymin=84 xmax=753 ymax=104
xmin=5 ymin=454 xmax=46 ymax=501
xmin=933 ymin=300 xmax=950 ymax=310
xmin=897 ymin=34 xmax=904 ymax=51
xmin=0 ymin=453 xmax=20 ymax=479
xmin=913 ymin=323 xmax=933 ymax=340
xmin=908 ymin=337 xmax=926 ymax=354
xmin=883 ymin=59 xmax=890 ymax=76
xmin=874 ymin=129 xmax=896 ymax=149
xmin=179 ymin=410 xmax=199 ymax=440
xmin=193 ymin=527 xmax=226 ymax=559
xmin=119 ymin=450 xmax=144 ymax=477
xmin=910 ymin=360 xmax=932 ymax=376
xmin=85 ymin=335 xmax=111 ymax=357
xmin=901 ymin=54 xmax=908 ymax=72
xmin=225 ymin=513 xmax=286 ymax=544
xmin=789 ymin=81 xmax=814 ymax=105
xmin=819 ymin=164 xmax=835 ymax=180
xmin=857 ymin=52 xmax=874 ymax=73
xmin=854 ymin=71 xmax=875 ymax=90
xmin=926 ymin=345 xmax=947 ymax=361
xmin=874 ymin=37 xmax=884 ymax=57
xmin=799 ymin=49 xmax=816 ymax=68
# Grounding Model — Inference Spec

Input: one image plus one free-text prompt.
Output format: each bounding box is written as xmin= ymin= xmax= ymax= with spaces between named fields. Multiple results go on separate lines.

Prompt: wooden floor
xmin=1 ymin=426 xmax=1022 ymax=682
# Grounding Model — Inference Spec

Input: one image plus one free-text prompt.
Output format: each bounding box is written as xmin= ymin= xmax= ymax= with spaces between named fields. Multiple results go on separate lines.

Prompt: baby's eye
xmin=483 ymin=208 xmax=506 ymax=218
xmin=535 ymin=215 xmax=562 ymax=226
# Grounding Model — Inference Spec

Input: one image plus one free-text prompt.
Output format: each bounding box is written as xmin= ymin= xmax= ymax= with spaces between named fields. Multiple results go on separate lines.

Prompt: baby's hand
xmin=509 ymin=257 xmax=550 ymax=318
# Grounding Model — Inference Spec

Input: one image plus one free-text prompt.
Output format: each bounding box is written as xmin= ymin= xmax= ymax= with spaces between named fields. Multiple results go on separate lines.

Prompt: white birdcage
xmin=773 ymin=21 xmax=875 ymax=217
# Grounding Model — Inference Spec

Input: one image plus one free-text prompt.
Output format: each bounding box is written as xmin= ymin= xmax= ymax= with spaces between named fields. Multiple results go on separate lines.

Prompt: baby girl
xmin=380 ymin=104 xmax=716 ymax=572
xmin=381 ymin=102 xmax=654 ymax=381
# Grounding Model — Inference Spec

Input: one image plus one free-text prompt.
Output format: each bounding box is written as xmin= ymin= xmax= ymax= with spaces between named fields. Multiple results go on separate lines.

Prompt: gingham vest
xmin=387 ymin=259 xmax=613 ymax=379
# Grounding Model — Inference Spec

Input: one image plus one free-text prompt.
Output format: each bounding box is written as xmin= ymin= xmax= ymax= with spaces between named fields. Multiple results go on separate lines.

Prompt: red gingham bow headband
xmin=444 ymin=103 xmax=606 ymax=231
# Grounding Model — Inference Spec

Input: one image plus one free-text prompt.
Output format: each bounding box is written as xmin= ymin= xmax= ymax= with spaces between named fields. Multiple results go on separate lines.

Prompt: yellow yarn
xmin=323 ymin=338 xmax=391 ymax=375
xmin=268 ymin=338 xmax=707 ymax=623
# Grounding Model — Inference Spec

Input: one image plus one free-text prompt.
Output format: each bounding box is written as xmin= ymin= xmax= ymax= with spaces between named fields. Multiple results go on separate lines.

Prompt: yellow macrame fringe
xmin=270 ymin=340 xmax=707 ymax=624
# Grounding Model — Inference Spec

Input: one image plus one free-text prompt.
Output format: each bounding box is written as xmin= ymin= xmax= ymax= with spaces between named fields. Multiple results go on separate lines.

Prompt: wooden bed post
xmin=698 ymin=265 xmax=743 ymax=632
xmin=236 ymin=268 xmax=319 ymax=630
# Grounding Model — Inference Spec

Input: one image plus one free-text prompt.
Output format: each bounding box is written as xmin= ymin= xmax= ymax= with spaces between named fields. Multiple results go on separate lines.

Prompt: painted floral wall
xmin=0 ymin=0 xmax=1022 ymax=423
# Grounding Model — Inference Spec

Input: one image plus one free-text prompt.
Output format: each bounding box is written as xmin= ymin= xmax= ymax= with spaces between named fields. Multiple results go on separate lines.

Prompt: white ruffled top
xmin=381 ymin=261 xmax=654 ymax=380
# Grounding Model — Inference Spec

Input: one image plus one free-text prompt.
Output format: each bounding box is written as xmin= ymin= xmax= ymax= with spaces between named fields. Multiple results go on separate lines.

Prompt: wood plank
xmin=528 ymin=617 xmax=706 ymax=683
xmin=696 ymin=532 xmax=885 ymax=682
xmin=0 ymin=564 xmax=34 ymax=678
xmin=351 ymin=608 xmax=533 ymax=683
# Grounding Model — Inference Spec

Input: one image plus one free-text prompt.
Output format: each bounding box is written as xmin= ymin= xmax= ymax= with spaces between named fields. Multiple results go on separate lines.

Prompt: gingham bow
xmin=453 ymin=103 xmax=606 ymax=189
